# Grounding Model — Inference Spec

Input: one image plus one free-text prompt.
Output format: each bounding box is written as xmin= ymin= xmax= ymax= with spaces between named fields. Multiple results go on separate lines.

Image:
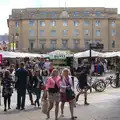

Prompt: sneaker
xmin=31 ymin=103 xmax=35 ymax=105
xmin=4 ymin=109 xmax=7 ymax=112
xmin=84 ymin=102 xmax=90 ymax=105
xmin=16 ymin=107 xmax=20 ymax=110
xmin=71 ymin=116 xmax=77 ymax=120
xmin=60 ymin=114 xmax=64 ymax=117
xmin=38 ymin=106 xmax=41 ymax=109
xmin=21 ymin=108 xmax=25 ymax=110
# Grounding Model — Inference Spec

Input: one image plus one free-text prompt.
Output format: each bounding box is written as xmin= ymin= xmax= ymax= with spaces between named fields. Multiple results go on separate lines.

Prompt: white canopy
xmin=74 ymin=50 xmax=103 ymax=58
xmin=1 ymin=50 xmax=120 ymax=59
xmin=101 ymin=52 xmax=118 ymax=58
xmin=74 ymin=50 xmax=120 ymax=58
xmin=0 ymin=51 xmax=47 ymax=58
xmin=117 ymin=51 xmax=120 ymax=57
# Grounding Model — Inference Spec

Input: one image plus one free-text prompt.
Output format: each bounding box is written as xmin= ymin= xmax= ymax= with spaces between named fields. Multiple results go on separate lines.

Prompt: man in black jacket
xmin=75 ymin=59 xmax=90 ymax=105
xmin=15 ymin=62 xmax=29 ymax=110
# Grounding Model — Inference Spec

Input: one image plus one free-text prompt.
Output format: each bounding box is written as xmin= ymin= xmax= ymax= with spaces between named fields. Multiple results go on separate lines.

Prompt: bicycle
xmin=105 ymin=76 xmax=116 ymax=88
xmin=76 ymin=76 xmax=106 ymax=92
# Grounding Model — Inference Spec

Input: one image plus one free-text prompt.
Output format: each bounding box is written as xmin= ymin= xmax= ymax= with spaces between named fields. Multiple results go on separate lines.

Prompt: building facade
xmin=8 ymin=7 xmax=120 ymax=53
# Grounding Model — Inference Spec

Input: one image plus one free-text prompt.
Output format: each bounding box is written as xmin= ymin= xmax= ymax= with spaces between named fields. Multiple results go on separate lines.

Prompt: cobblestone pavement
xmin=0 ymin=74 xmax=120 ymax=120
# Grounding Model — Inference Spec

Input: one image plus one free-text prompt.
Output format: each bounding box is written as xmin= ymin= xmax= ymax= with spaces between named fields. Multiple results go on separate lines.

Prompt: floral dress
xmin=2 ymin=77 xmax=13 ymax=98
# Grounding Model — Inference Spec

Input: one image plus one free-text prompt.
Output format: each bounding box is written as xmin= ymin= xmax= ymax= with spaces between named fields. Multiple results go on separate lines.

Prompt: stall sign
xmin=50 ymin=54 xmax=66 ymax=60
xmin=0 ymin=54 xmax=2 ymax=64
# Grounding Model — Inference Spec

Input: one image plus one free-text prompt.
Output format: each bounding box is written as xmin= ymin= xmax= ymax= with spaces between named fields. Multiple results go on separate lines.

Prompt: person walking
xmin=32 ymin=69 xmax=43 ymax=108
xmin=27 ymin=68 xmax=34 ymax=105
xmin=1 ymin=70 xmax=13 ymax=111
xmin=75 ymin=59 xmax=90 ymax=105
xmin=60 ymin=68 xmax=77 ymax=120
xmin=46 ymin=69 xmax=61 ymax=120
xmin=44 ymin=59 xmax=51 ymax=72
xmin=15 ymin=62 xmax=29 ymax=110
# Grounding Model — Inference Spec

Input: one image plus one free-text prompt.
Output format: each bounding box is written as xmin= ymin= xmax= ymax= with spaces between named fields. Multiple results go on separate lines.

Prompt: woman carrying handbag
xmin=60 ymin=68 xmax=77 ymax=120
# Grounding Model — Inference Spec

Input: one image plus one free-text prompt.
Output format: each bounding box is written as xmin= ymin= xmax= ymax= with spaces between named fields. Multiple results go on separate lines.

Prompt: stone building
xmin=7 ymin=7 xmax=120 ymax=52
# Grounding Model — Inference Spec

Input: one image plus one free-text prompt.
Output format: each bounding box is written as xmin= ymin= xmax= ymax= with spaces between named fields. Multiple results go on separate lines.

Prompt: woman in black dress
xmin=27 ymin=68 xmax=34 ymax=105
xmin=1 ymin=70 xmax=13 ymax=111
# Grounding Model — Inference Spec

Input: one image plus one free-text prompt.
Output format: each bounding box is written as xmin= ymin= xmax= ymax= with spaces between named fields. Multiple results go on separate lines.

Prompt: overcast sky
xmin=0 ymin=0 xmax=120 ymax=35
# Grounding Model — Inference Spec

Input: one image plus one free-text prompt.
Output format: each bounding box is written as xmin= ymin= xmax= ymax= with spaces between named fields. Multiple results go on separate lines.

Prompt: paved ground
xmin=0 ymin=74 xmax=120 ymax=120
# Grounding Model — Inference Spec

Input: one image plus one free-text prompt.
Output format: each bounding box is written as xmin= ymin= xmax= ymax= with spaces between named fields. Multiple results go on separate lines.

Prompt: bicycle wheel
xmin=110 ymin=79 xmax=116 ymax=88
xmin=94 ymin=80 xmax=106 ymax=92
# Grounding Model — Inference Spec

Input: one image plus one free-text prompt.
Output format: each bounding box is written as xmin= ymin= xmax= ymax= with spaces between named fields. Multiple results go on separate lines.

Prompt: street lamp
xmin=89 ymin=43 xmax=92 ymax=65
xmin=89 ymin=43 xmax=104 ymax=65
xmin=89 ymin=42 xmax=93 ymax=93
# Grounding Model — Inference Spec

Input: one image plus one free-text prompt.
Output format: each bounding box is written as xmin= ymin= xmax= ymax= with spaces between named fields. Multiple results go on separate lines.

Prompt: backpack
xmin=42 ymin=69 xmax=48 ymax=76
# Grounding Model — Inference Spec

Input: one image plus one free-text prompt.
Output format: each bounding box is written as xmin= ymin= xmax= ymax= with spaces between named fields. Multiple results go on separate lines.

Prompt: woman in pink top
xmin=46 ymin=69 xmax=61 ymax=120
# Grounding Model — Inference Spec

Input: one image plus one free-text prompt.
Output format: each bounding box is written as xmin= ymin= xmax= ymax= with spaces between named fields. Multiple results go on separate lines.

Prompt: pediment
xmin=59 ymin=10 xmax=69 ymax=18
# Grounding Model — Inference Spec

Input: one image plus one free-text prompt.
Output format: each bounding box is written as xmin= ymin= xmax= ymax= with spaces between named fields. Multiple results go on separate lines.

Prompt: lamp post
xmin=89 ymin=43 xmax=92 ymax=93
xmin=12 ymin=34 xmax=15 ymax=52
xmin=89 ymin=43 xmax=92 ymax=66
xmin=11 ymin=33 xmax=19 ymax=52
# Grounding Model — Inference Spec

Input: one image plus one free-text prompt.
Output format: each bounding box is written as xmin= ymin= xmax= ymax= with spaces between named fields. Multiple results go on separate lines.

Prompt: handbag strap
xmin=52 ymin=77 xmax=59 ymax=88
xmin=64 ymin=77 xmax=71 ymax=87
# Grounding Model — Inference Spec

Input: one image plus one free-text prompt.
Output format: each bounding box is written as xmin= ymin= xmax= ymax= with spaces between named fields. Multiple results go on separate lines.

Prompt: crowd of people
xmin=0 ymin=58 xmax=86 ymax=120
xmin=0 ymin=57 xmax=112 ymax=120
xmin=2 ymin=56 xmax=109 ymax=120
xmin=0 ymin=55 xmax=119 ymax=120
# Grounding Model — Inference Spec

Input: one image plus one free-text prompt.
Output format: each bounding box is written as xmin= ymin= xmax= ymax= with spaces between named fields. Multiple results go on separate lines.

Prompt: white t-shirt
xmin=44 ymin=62 xmax=51 ymax=70
xmin=11 ymin=70 xmax=15 ymax=82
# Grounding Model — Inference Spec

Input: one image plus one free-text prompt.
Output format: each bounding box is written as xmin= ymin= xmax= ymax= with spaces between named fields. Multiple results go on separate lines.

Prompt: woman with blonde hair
xmin=60 ymin=68 xmax=77 ymax=120
xmin=46 ymin=69 xmax=61 ymax=120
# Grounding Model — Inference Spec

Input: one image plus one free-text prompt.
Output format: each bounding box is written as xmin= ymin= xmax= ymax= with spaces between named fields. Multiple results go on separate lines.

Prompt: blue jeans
xmin=34 ymin=88 xmax=41 ymax=107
